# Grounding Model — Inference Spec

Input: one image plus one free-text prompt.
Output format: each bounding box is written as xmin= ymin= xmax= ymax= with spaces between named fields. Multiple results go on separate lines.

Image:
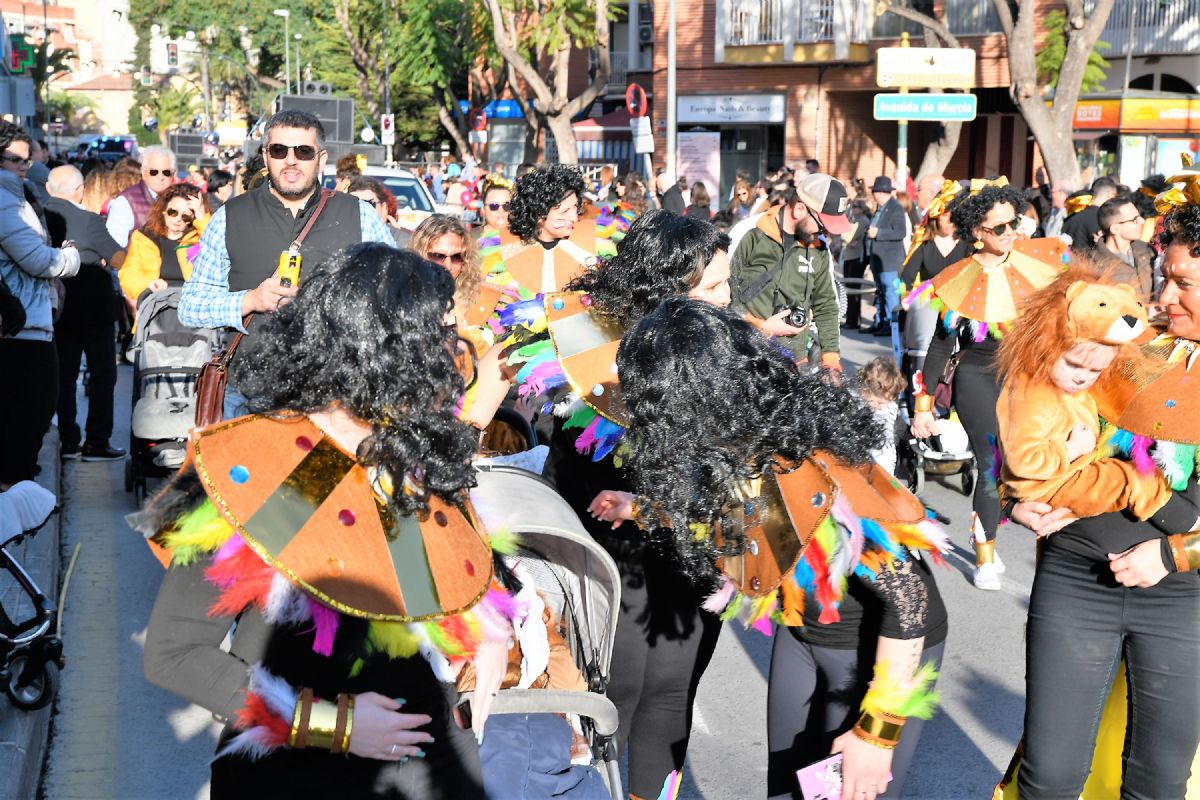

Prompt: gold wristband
xmin=340 ymin=695 xmax=355 ymax=754
xmin=852 ymin=711 xmax=905 ymax=750
xmin=306 ymin=697 xmax=340 ymax=751
xmin=331 ymin=694 xmax=352 ymax=755
xmin=1171 ymin=532 xmax=1200 ymax=571
xmin=288 ymin=688 xmax=314 ymax=748
xmin=913 ymin=395 xmax=933 ymax=413
xmin=975 ymin=539 xmax=996 ymax=566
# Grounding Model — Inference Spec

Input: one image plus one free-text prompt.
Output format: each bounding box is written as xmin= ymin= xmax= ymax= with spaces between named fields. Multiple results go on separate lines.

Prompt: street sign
xmin=876 ymin=47 xmax=975 ymax=89
xmin=631 ymin=116 xmax=654 ymax=154
xmin=380 ymin=113 xmax=395 ymax=145
xmin=468 ymin=109 xmax=488 ymax=132
xmin=625 ymin=84 xmax=648 ymax=118
xmin=468 ymin=130 xmax=488 ymax=144
xmin=873 ymin=93 xmax=978 ymax=122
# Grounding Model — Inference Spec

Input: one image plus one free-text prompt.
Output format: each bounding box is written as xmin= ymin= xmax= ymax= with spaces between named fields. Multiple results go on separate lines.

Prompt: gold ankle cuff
xmin=975 ymin=539 xmax=995 ymax=566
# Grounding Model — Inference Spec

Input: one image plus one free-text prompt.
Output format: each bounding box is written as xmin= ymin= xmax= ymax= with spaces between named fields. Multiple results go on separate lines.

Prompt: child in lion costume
xmin=995 ymin=267 xmax=1173 ymax=520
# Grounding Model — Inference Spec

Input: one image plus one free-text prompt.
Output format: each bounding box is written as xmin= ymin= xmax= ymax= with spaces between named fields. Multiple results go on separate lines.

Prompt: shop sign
xmin=876 ymin=47 xmax=975 ymax=89
xmin=1073 ymin=99 xmax=1121 ymax=130
xmin=678 ymin=94 xmax=785 ymax=124
xmin=873 ymin=93 xmax=977 ymax=122
xmin=631 ymin=116 xmax=655 ymax=154
xmin=1121 ymin=97 xmax=1200 ymax=134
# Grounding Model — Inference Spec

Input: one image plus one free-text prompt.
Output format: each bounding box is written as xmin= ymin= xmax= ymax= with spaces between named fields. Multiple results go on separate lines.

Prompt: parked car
xmin=321 ymin=165 xmax=436 ymax=231
xmin=84 ymin=135 xmax=139 ymax=163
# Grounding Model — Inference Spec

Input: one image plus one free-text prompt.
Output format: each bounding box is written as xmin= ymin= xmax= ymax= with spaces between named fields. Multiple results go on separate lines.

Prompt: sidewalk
xmin=0 ymin=429 xmax=62 ymax=800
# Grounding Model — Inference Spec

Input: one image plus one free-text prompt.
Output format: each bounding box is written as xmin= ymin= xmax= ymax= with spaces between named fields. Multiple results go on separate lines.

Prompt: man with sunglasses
xmin=179 ymin=110 xmax=392 ymax=415
xmin=105 ymin=146 xmax=178 ymax=248
xmin=731 ymin=173 xmax=850 ymax=371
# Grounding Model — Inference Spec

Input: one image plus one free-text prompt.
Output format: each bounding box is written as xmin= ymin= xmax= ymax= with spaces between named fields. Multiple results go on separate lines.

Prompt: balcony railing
xmin=1091 ymin=0 xmax=1200 ymax=57
xmin=728 ymin=0 xmax=785 ymax=45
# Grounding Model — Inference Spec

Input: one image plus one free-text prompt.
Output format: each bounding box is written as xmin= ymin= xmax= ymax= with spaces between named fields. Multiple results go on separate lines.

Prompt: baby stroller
xmin=898 ymin=412 xmax=977 ymax=497
xmin=0 ymin=481 xmax=63 ymax=710
xmin=124 ymin=287 xmax=221 ymax=502
xmin=467 ymin=463 xmax=624 ymax=799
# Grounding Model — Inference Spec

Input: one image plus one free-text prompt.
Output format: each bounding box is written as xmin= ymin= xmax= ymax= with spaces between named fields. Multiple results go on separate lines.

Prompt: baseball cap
xmin=796 ymin=173 xmax=850 ymax=235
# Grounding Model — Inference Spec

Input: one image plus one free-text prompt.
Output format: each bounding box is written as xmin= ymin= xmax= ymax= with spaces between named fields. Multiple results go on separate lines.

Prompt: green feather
xmin=562 ymin=405 xmax=597 ymax=431
xmin=162 ymin=500 xmax=234 ymax=565
xmin=488 ymin=527 xmax=522 ymax=556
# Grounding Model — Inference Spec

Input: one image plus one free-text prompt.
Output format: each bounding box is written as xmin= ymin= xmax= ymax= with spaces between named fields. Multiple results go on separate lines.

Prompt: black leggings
xmin=603 ymin=540 xmax=722 ymax=799
xmin=1019 ymin=546 xmax=1200 ymax=800
xmin=0 ymin=338 xmax=58 ymax=485
xmin=766 ymin=627 xmax=945 ymax=800
xmin=952 ymin=357 xmax=1002 ymax=541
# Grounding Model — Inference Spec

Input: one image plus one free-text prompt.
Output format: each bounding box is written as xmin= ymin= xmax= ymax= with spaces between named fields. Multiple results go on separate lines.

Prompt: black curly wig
xmin=1161 ymin=204 xmax=1200 ymax=255
xmin=566 ymin=210 xmax=731 ymax=327
xmin=508 ymin=164 xmax=587 ymax=243
xmin=950 ymin=184 xmax=1029 ymax=241
xmin=231 ymin=243 xmax=479 ymax=515
xmin=616 ymin=298 xmax=884 ymax=578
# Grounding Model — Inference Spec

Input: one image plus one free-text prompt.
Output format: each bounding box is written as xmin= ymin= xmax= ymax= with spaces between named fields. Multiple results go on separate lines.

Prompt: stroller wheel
xmin=961 ymin=467 xmax=977 ymax=497
xmin=4 ymin=654 xmax=59 ymax=710
xmin=909 ymin=464 xmax=925 ymax=495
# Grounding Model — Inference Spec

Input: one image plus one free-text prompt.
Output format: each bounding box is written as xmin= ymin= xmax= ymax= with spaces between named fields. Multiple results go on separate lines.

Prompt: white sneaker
xmin=973 ymin=561 xmax=1002 ymax=591
xmin=993 ymin=550 xmax=1006 ymax=574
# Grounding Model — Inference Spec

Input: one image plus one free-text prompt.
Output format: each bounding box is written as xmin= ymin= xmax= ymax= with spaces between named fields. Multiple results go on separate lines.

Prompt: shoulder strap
xmin=736 ymin=247 xmax=790 ymax=309
xmin=290 ymin=189 xmax=334 ymax=250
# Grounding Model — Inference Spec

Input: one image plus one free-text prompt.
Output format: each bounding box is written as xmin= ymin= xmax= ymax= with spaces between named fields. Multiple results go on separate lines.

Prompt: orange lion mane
xmin=996 ymin=259 xmax=1133 ymax=388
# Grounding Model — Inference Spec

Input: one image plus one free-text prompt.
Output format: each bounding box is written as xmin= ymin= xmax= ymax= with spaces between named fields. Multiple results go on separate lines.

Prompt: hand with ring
xmin=345 ymin=692 xmax=434 ymax=761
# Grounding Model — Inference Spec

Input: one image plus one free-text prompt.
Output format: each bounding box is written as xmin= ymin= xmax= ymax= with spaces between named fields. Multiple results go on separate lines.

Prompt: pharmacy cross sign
xmin=9 ymin=34 xmax=34 ymax=75
xmin=872 ymin=93 xmax=978 ymax=122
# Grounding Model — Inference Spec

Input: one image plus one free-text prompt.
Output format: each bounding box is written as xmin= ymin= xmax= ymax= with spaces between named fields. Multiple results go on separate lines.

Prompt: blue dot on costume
xmin=552 ymin=298 xmax=565 ymax=310
xmin=591 ymin=384 xmax=604 ymax=397
xmin=1166 ymin=399 xmax=1177 ymax=408
xmin=230 ymin=465 xmax=250 ymax=484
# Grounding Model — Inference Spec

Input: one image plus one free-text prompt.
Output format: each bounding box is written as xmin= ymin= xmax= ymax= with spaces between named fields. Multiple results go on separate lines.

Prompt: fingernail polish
xmin=400 ymin=756 xmax=409 ymax=764
xmin=393 ymin=697 xmax=406 ymax=706
xmin=475 ymin=728 xmax=485 ymax=746
xmin=413 ymin=749 xmax=427 ymax=758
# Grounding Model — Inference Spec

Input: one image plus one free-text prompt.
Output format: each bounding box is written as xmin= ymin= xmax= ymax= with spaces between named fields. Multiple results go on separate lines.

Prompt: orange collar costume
xmin=479 ymin=219 xmax=618 ymax=300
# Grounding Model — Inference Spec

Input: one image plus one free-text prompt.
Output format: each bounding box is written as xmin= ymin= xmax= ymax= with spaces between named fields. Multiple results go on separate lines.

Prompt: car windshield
xmin=91 ymin=140 xmax=131 ymax=154
xmin=322 ymin=174 xmax=433 ymax=213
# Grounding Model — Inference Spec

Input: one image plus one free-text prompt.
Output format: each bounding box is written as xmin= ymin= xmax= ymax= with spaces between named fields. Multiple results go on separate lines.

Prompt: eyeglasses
xmin=982 ymin=219 xmax=1020 ymax=236
xmin=165 ymin=208 xmax=195 ymax=223
xmin=1114 ymin=215 xmax=1144 ymax=226
xmin=426 ymin=251 xmax=465 ymax=265
xmin=266 ymin=143 xmax=319 ymax=161
xmin=147 ymin=168 xmax=174 ymax=177
xmin=1 ymin=154 xmax=31 ymax=167
xmin=485 ymin=202 xmax=511 ymax=212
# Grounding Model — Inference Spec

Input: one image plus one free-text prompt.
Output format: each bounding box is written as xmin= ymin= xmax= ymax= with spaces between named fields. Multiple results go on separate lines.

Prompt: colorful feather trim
xmin=900 ymin=278 xmax=935 ymax=312
xmin=596 ymin=205 xmax=637 ymax=241
xmin=860 ymin=660 xmax=940 ymax=720
xmin=704 ymin=495 xmax=950 ymax=633
xmin=215 ymin=665 xmax=296 ymax=761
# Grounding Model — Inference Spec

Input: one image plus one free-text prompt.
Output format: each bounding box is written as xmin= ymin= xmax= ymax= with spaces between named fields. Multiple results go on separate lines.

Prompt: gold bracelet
xmin=852 ymin=710 xmax=905 ymax=750
xmin=306 ymin=697 xmax=340 ymax=751
xmin=340 ymin=695 xmax=355 ymax=754
xmin=331 ymin=694 xmax=351 ymax=755
xmin=913 ymin=394 xmax=934 ymax=413
xmin=288 ymin=688 xmax=314 ymax=748
xmin=1171 ymin=532 xmax=1200 ymax=571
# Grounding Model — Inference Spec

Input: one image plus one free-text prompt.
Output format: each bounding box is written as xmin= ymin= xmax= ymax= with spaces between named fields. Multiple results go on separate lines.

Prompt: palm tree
xmin=152 ymin=86 xmax=200 ymax=145
xmin=47 ymin=90 xmax=98 ymax=134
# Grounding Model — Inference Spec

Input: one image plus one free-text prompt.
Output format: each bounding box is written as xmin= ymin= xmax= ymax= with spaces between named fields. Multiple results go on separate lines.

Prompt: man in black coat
xmin=44 ymin=165 xmax=126 ymax=461
xmin=865 ymin=175 xmax=909 ymax=335
xmin=1063 ymin=176 xmax=1118 ymax=253
xmin=656 ymin=168 xmax=686 ymax=214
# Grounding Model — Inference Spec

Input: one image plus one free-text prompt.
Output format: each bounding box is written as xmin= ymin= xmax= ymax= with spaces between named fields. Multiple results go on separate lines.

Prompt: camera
xmin=776 ymin=305 xmax=809 ymax=329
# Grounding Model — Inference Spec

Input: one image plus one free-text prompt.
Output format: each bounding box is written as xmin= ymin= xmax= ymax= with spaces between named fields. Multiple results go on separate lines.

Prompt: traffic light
xmin=140 ymin=66 xmax=152 ymax=87
xmin=166 ymin=42 xmax=178 ymax=68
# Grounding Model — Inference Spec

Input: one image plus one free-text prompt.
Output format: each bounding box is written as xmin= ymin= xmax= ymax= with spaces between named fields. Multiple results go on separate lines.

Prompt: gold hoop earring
xmin=973 ymin=240 xmax=984 ymax=250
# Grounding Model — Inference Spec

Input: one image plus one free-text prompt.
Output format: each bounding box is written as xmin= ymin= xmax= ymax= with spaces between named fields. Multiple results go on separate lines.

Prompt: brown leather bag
xmin=194 ymin=189 xmax=335 ymax=427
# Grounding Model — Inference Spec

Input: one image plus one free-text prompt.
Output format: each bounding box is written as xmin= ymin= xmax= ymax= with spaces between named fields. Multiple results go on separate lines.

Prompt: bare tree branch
xmin=567 ymin=0 xmax=612 ymax=117
xmin=481 ymin=0 xmax=554 ymax=109
xmin=991 ymin=0 xmax=1016 ymax=36
xmin=877 ymin=2 xmax=961 ymax=48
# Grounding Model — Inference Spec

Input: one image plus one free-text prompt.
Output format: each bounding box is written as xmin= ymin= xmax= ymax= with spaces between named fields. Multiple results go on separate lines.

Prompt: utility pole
xmin=383 ymin=0 xmax=393 ymax=164
xmin=295 ymin=34 xmax=303 ymax=91
xmin=666 ymin=0 xmax=676 ymax=174
xmin=273 ymin=9 xmax=291 ymax=95
xmin=895 ymin=31 xmax=909 ymax=189
xmin=1121 ymin=0 xmax=1137 ymax=92
xmin=41 ymin=0 xmax=50 ymax=133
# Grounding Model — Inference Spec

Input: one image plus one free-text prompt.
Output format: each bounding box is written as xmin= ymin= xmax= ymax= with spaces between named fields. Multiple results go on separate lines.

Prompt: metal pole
xmin=666 ymin=0 xmax=676 ymax=173
xmin=200 ymin=43 xmax=213 ymax=132
xmin=896 ymin=31 xmax=909 ymax=189
xmin=41 ymin=0 xmax=49 ymax=133
xmin=295 ymin=37 xmax=302 ymax=91
xmin=283 ymin=14 xmax=291 ymax=95
xmin=1121 ymin=0 xmax=1136 ymax=92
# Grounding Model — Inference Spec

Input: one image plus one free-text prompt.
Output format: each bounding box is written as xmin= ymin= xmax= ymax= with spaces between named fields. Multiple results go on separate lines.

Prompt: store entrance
xmin=718 ymin=125 xmax=784 ymax=202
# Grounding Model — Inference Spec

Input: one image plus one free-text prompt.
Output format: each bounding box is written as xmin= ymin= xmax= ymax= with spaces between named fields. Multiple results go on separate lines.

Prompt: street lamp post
xmin=294 ymin=34 xmax=303 ymax=92
xmin=273 ymin=9 xmax=291 ymax=95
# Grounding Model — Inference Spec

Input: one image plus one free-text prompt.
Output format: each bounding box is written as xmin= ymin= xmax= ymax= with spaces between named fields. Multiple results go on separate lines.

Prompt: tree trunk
xmin=544 ymin=113 xmax=578 ymax=165
xmin=437 ymin=105 xmax=471 ymax=158
xmin=915 ymin=121 xmax=962 ymax=182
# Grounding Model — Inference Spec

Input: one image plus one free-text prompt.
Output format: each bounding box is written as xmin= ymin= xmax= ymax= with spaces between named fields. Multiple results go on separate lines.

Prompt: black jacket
xmin=44 ymin=196 xmax=122 ymax=329
xmin=660 ymin=185 xmax=686 ymax=215
xmin=867 ymin=198 xmax=908 ymax=273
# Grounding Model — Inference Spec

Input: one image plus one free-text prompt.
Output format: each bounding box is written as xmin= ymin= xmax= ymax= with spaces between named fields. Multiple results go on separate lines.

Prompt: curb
xmin=0 ymin=428 xmax=63 ymax=800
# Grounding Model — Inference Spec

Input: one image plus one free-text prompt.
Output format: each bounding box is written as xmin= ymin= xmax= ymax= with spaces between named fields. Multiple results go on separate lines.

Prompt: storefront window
xmin=1075 ymin=135 xmax=1119 ymax=182
xmin=945 ymin=0 xmax=1001 ymax=35
xmin=872 ymin=0 xmax=933 ymax=38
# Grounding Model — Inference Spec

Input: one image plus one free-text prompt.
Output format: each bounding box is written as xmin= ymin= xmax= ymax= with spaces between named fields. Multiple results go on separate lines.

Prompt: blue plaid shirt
xmin=179 ymin=197 xmax=394 ymax=332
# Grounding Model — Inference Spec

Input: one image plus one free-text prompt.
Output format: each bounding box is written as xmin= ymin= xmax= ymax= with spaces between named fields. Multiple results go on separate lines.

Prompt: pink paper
xmin=797 ymin=754 xmax=892 ymax=800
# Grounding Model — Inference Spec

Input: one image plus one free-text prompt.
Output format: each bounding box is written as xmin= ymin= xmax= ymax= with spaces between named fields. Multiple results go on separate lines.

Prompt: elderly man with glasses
xmin=105 ymin=145 xmax=178 ymax=248
xmin=178 ymin=109 xmax=393 ymax=418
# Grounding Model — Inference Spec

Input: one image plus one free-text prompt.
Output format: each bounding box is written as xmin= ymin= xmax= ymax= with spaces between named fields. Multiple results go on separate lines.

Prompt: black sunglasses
xmin=427 ymin=251 xmax=465 ymax=265
xmin=982 ymin=218 xmax=1019 ymax=236
xmin=266 ymin=143 xmax=319 ymax=161
xmin=165 ymin=208 xmax=195 ymax=223
xmin=485 ymin=202 xmax=511 ymax=212
xmin=147 ymin=168 xmax=174 ymax=177
xmin=2 ymin=154 xmax=32 ymax=167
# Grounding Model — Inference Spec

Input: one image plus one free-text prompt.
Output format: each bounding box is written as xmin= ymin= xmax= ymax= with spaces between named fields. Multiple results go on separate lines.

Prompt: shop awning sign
xmin=876 ymin=47 xmax=975 ymax=89
xmin=873 ymin=93 xmax=978 ymax=122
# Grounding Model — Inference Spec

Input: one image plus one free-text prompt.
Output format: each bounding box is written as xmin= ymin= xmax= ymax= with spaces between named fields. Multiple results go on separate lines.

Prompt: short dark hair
xmin=1097 ymin=195 xmax=1137 ymax=236
xmin=346 ymin=175 xmax=387 ymax=204
xmin=207 ymin=169 xmax=234 ymax=194
xmin=805 ymin=159 xmax=820 ymax=172
xmin=1091 ymin=176 xmax=1119 ymax=196
xmin=263 ymin=109 xmax=326 ymax=149
xmin=515 ymin=162 xmax=536 ymax=177
xmin=0 ymin=121 xmax=32 ymax=154
xmin=1161 ymin=204 xmax=1200 ymax=255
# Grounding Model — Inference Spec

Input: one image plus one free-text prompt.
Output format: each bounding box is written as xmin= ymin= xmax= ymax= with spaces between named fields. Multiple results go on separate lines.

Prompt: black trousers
xmin=55 ymin=322 xmax=116 ymax=449
xmin=953 ymin=358 xmax=1002 ymax=541
xmin=766 ymin=626 xmax=944 ymax=799
xmin=843 ymin=258 xmax=866 ymax=328
xmin=602 ymin=540 xmax=722 ymax=799
xmin=1019 ymin=547 xmax=1200 ymax=800
xmin=0 ymin=338 xmax=57 ymax=484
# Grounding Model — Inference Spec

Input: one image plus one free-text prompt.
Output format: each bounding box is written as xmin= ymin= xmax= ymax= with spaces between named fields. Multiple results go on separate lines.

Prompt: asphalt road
xmin=40 ymin=328 xmax=1036 ymax=800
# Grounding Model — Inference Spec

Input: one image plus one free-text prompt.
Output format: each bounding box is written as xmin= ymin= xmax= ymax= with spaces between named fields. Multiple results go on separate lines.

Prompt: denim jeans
xmin=1019 ymin=546 xmax=1200 ymax=800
